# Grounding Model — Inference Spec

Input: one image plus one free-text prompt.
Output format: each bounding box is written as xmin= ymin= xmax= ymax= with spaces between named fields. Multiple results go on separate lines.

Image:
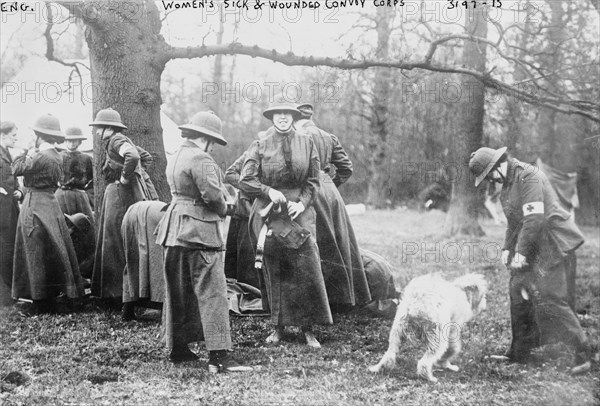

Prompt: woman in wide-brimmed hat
xmin=54 ymin=127 xmax=95 ymax=226
xmin=239 ymin=97 xmax=332 ymax=348
xmin=155 ymin=111 xmax=251 ymax=373
xmin=11 ymin=114 xmax=85 ymax=313
xmin=90 ymin=108 xmax=157 ymax=310
xmin=295 ymin=102 xmax=372 ymax=311
xmin=469 ymin=146 xmax=593 ymax=375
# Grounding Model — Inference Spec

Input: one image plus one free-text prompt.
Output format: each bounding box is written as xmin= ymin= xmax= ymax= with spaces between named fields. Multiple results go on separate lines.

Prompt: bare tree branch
xmin=162 ymin=41 xmax=599 ymax=123
xmin=44 ymin=2 xmax=90 ymax=104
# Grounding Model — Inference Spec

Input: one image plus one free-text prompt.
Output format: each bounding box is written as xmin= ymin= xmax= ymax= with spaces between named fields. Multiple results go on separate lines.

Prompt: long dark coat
xmin=122 ymin=200 xmax=167 ymax=303
xmin=298 ymin=120 xmax=372 ymax=307
xmin=92 ymin=134 xmax=155 ymax=299
xmin=500 ymin=158 xmax=589 ymax=360
xmin=54 ymin=150 xmax=94 ymax=221
xmin=224 ymin=152 xmax=259 ymax=288
xmin=0 ymin=146 xmax=20 ymax=305
xmin=11 ymin=147 xmax=84 ymax=300
xmin=240 ymin=129 xmax=332 ymax=327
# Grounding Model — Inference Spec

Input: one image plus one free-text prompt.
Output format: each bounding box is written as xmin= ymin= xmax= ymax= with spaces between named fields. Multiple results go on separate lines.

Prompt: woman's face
xmin=204 ymin=140 xmax=214 ymax=154
xmin=272 ymin=111 xmax=293 ymax=133
xmin=65 ymin=140 xmax=82 ymax=151
xmin=94 ymin=126 xmax=115 ymax=139
xmin=486 ymin=162 xmax=507 ymax=184
xmin=1 ymin=127 xmax=18 ymax=148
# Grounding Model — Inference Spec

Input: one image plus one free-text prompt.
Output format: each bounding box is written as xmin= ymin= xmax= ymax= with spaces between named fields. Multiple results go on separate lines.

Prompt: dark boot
xmin=169 ymin=344 xmax=199 ymax=363
xmin=122 ymin=302 xmax=136 ymax=321
xmin=208 ymin=350 xmax=252 ymax=373
xmin=32 ymin=299 xmax=56 ymax=315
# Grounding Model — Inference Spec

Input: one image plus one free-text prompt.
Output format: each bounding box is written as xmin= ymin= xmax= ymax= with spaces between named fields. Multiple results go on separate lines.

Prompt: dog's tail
xmin=368 ymin=302 xmax=409 ymax=373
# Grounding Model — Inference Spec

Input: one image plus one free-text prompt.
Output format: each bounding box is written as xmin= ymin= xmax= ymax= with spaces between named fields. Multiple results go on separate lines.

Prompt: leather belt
xmin=254 ymin=223 xmax=270 ymax=270
xmin=171 ymin=196 xmax=202 ymax=205
xmin=254 ymin=202 xmax=275 ymax=270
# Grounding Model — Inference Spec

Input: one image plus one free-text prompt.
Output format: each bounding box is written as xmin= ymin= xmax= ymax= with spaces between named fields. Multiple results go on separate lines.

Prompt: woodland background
xmin=1 ymin=0 xmax=599 ymax=232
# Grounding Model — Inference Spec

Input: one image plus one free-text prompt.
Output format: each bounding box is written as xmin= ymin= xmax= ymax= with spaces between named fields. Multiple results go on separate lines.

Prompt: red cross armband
xmin=522 ymin=202 xmax=544 ymax=216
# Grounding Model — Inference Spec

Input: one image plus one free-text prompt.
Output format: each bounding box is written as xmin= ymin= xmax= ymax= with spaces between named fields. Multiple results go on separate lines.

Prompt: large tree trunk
xmin=503 ymin=9 xmax=533 ymax=153
xmin=535 ymin=0 xmax=564 ymax=169
xmin=444 ymin=8 xmax=488 ymax=236
xmin=78 ymin=0 xmax=170 ymax=206
xmin=366 ymin=8 xmax=394 ymax=208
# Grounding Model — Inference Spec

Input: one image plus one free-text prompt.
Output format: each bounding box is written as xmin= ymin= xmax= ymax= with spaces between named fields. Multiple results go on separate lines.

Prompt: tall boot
xmin=169 ymin=341 xmax=199 ymax=363
xmin=122 ymin=302 xmax=136 ymax=321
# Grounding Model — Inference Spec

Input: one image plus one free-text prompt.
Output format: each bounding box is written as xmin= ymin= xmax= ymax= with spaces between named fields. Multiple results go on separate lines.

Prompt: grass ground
xmin=1 ymin=209 xmax=599 ymax=405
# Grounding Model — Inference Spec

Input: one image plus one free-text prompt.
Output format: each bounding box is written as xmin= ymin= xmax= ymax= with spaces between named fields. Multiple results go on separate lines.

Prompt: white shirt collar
xmin=38 ymin=142 xmax=56 ymax=151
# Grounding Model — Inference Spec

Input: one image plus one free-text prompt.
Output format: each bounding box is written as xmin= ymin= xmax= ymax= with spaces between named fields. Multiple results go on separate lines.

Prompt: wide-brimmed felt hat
xmin=469 ymin=146 xmax=507 ymax=187
xmin=296 ymin=102 xmax=314 ymax=118
xmin=296 ymin=102 xmax=313 ymax=111
xmin=64 ymin=127 xmax=87 ymax=141
xmin=263 ymin=99 xmax=302 ymax=121
xmin=179 ymin=111 xmax=227 ymax=146
xmin=32 ymin=114 xmax=63 ymax=139
xmin=89 ymin=108 xmax=127 ymax=130
xmin=64 ymin=213 xmax=92 ymax=233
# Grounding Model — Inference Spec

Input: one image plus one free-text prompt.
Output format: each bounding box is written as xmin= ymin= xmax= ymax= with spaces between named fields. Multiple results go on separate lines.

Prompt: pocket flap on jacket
xmin=176 ymin=214 xmax=222 ymax=248
xmin=276 ymin=227 xmax=291 ymax=238
xmin=177 ymin=204 xmax=222 ymax=222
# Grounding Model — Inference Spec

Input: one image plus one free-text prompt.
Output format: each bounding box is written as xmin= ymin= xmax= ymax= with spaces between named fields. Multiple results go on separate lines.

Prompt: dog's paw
xmin=437 ymin=361 xmax=459 ymax=372
xmin=419 ymin=374 xmax=438 ymax=383
xmin=367 ymin=365 xmax=380 ymax=373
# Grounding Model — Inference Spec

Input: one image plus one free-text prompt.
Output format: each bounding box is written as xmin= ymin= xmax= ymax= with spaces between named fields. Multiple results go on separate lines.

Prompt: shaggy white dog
xmin=368 ymin=273 xmax=488 ymax=382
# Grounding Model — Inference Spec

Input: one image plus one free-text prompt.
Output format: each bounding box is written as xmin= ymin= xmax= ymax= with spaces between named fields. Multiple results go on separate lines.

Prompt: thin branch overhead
xmin=163 ymin=41 xmax=600 ymax=123
xmin=44 ymin=2 xmax=90 ymax=104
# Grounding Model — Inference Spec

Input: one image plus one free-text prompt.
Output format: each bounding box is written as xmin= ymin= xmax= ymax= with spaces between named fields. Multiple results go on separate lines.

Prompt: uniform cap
xmin=469 ymin=146 xmax=507 ymax=187
xmin=89 ymin=108 xmax=127 ymax=130
xmin=32 ymin=114 xmax=64 ymax=141
xmin=64 ymin=127 xmax=87 ymax=141
xmin=263 ymin=97 xmax=302 ymax=121
xmin=178 ymin=111 xmax=227 ymax=146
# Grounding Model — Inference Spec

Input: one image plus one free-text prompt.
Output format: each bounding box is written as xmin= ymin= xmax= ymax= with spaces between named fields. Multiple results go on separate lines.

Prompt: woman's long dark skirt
xmin=162 ymin=246 xmax=232 ymax=351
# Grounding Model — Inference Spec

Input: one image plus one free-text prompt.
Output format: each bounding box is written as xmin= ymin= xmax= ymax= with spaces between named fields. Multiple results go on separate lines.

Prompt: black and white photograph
xmin=0 ymin=0 xmax=599 ymax=404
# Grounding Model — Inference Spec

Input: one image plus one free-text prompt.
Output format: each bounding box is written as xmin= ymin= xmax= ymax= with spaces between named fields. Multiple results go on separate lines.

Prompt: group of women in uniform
xmin=1 ymin=97 xmax=373 ymax=372
xmin=2 ymin=99 xmax=594 ymax=376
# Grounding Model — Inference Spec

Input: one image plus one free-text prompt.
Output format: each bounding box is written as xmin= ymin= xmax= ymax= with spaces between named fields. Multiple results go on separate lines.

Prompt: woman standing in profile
xmin=156 ymin=111 xmax=251 ymax=373
xmin=90 ymin=108 xmax=156 ymax=310
xmin=11 ymin=114 xmax=84 ymax=313
xmin=0 ymin=121 xmax=22 ymax=307
xmin=240 ymin=98 xmax=332 ymax=348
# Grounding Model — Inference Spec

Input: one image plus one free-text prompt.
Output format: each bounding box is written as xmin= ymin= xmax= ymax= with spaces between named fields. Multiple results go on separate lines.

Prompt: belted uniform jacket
xmin=155 ymin=140 xmax=228 ymax=249
xmin=297 ymin=119 xmax=353 ymax=187
xmin=501 ymin=158 xmax=585 ymax=268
